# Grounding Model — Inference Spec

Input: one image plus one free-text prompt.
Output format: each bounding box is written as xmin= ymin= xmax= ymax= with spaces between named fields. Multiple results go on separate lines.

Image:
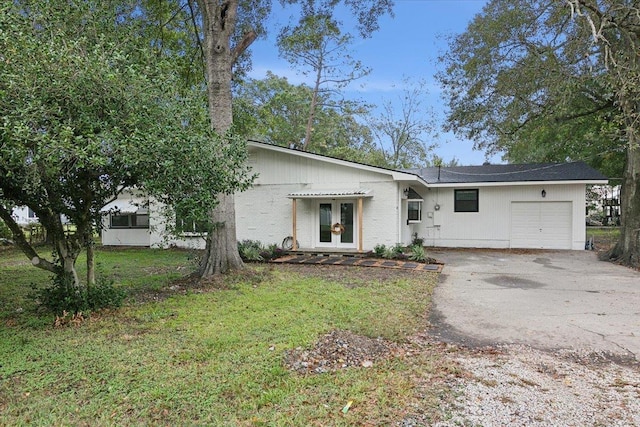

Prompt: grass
xmin=0 ymin=246 xmax=448 ymax=425
xmin=586 ymin=226 xmax=620 ymax=250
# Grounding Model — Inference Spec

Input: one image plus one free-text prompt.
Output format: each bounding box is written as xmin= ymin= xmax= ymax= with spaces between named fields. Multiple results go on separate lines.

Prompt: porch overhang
xmin=287 ymin=191 xmax=369 ymax=252
xmin=287 ymin=189 xmax=373 ymax=199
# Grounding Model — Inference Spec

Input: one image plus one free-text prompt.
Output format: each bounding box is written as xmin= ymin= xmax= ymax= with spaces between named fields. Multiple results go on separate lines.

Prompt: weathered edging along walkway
xmin=271 ymin=254 xmax=443 ymax=272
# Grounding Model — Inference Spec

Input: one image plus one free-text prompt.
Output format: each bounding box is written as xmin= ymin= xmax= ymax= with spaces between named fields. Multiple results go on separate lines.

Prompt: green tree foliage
xmin=0 ymin=0 xmax=253 ymax=291
xmin=566 ymin=0 xmax=640 ymax=265
xmin=367 ymin=79 xmax=438 ymax=168
xmin=438 ymin=0 xmax=640 ymax=266
xmin=438 ymin=0 xmax=621 ymax=177
xmin=277 ymin=13 xmax=370 ymax=150
xmin=235 ymin=72 xmax=385 ymax=164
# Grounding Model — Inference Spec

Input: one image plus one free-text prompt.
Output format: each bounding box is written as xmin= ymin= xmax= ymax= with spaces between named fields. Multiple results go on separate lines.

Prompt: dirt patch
xmin=129 ymin=263 xmax=424 ymax=304
xmin=274 ymin=263 xmax=429 ymax=288
xmin=284 ymin=329 xmax=402 ymax=374
xmin=128 ymin=267 xmax=275 ymax=304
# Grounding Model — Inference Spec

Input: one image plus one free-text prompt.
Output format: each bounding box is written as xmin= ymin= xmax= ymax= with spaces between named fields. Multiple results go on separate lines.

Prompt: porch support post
xmin=358 ymin=197 xmax=363 ymax=252
xmin=292 ymin=198 xmax=298 ymax=250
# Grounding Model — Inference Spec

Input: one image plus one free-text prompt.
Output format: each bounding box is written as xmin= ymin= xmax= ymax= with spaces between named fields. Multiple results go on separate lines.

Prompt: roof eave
xmin=247 ymin=140 xmax=429 ymax=185
xmin=427 ymin=179 xmax=609 ymax=188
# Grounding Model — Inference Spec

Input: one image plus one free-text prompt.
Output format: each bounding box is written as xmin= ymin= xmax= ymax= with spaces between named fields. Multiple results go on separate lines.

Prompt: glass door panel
xmin=319 ymin=203 xmax=332 ymax=243
xmin=340 ymin=202 xmax=354 ymax=244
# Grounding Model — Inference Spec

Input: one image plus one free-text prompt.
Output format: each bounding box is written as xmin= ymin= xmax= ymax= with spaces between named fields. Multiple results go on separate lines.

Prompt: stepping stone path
xmin=271 ymin=254 xmax=443 ymax=272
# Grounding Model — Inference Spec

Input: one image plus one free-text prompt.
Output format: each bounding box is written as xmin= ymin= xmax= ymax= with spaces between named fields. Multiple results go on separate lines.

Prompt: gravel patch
xmin=284 ymin=329 xmax=401 ymax=374
xmin=432 ymin=345 xmax=640 ymax=427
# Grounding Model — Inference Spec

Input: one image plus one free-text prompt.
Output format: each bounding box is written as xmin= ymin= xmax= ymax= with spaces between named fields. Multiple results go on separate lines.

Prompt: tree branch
xmin=556 ymin=101 xmax=614 ymax=122
xmin=231 ymin=29 xmax=257 ymax=64
xmin=187 ymin=0 xmax=205 ymax=66
xmin=0 ymin=205 xmax=58 ymax=274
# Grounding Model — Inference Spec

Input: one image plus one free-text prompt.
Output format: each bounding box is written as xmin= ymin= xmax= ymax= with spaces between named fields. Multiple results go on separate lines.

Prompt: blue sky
xmin=248 ymin=0 xmax=502 ymax=166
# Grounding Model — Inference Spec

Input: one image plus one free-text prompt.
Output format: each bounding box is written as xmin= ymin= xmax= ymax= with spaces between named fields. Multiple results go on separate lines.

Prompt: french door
xmin=317 ymin=200 xmax=356 ymax=248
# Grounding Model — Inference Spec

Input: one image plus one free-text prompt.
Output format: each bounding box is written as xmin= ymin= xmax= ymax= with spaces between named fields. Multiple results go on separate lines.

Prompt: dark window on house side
xmin=454 ymin=189 xmax=479 ymax=212
xmin=110 ymin=212 xmax=149 ymax=229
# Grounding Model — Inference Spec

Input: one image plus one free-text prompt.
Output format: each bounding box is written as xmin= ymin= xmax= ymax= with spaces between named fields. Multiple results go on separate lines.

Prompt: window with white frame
xmin=408 ymin=200 xmax=423 ymax=223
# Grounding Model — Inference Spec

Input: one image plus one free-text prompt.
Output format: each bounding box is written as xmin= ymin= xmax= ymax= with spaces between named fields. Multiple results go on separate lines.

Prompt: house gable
xmin=247 ymin=140 xmax=425 ymax=186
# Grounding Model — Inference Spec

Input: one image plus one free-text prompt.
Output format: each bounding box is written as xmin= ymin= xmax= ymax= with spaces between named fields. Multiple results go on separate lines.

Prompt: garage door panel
xmin=510 ymin=202 xmax=572 ymax=249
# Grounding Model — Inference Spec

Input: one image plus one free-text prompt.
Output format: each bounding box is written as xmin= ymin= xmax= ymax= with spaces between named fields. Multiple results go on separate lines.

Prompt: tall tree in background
xmin=566 ymin=0 xmax=640 ymax=265
xmin=367 ymin=79 xmax=437 ymax=168
xmin=235 ymin=72 xmax=312 ymax=146
xmin=235 ymin=72 xmax=383 ymax=163
xmin=192 ymin=0 xmax=393 ymax=277
xmin=277 ymin=13 xmax=370 ymax=150
xmin=438 ymin=0 xmax=640 ymax=266
xmin=438 ymin=0 xmax=618 ymax=170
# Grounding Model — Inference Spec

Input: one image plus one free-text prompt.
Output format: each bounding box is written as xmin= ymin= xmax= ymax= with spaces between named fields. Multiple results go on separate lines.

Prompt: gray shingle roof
xmin=406 ymin=162 xmax=607 ymax=184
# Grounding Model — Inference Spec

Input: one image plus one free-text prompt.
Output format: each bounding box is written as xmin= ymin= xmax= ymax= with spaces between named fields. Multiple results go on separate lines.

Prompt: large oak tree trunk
xmin=615 ymin=148 xmax=640 ymax=266
xmin=605 ymin=97 xmax=640 ymax=267
xmin=197 ymin=0 xmax=245 ymax=276
xmin=199 ymin=193 xmax=244 ymax=276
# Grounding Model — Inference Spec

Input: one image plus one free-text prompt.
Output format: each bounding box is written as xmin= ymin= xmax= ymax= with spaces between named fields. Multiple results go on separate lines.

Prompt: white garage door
xmin=510 ymin=202 xmax=573 ymax=249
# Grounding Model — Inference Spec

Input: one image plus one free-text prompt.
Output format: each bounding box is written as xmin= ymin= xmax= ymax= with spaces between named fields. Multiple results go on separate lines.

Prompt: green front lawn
xmin=0 ymin=246 xmax=447 ymax=425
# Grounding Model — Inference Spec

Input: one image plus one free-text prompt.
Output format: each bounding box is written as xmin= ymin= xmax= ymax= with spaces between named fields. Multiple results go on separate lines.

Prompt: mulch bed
xmin=272 ymin=254 xmax=443 ymax=272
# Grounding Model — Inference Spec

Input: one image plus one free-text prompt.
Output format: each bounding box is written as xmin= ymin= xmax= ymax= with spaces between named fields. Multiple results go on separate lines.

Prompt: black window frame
xmin=454 ymin=189 xmax=479 ymax=213
xmin=109 ymin=212 xmax=149 ymax=229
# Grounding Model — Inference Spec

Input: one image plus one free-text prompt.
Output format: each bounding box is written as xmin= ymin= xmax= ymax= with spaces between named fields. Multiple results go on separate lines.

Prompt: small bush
xmin=392 ymin=243 xmax=405 ymax=256
xmin=408 ymin=244 xmax=427 ymax=262
xmin=411 ymin=232 xmax=424 ymax=247
xmin=382 ymin=246 xmax=396 ymax=259
xmin=32 ymin=273 xmax=84 ymax=316
xmin=373 ymin=244 xmax=386 ymax=257
xmin=259 ymin=244 xmax=284 ymax=261
xmin=240 ymin=246 xmax=263 ymax=262
xmin=238 ymin=239 xmax=263 ymax=261
xmin=32 ymin=274 xmax=126 ymax=316
xmin=382 ymin=244 xmax=403 ymax=259
xmin=86 ymin=278 xmax=126 ymax=311
xmin=238 ymin=239 xmax=284 ymax=262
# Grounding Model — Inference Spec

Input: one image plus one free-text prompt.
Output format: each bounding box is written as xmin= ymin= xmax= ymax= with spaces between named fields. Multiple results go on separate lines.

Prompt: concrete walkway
xmin=429 ymin=249 xmax=640 ymax=360
xmin=272 ymin=254 xmax=442 ymax=272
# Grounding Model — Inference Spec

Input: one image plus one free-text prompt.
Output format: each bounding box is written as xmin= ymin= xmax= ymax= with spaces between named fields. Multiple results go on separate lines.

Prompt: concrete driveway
xmin=429 ymin=249 xmax=640 ymax=360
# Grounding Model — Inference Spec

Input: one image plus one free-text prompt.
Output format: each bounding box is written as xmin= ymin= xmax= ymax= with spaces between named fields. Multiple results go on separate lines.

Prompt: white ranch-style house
xmin=101 ymin=140 xmax=608 ymax=251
